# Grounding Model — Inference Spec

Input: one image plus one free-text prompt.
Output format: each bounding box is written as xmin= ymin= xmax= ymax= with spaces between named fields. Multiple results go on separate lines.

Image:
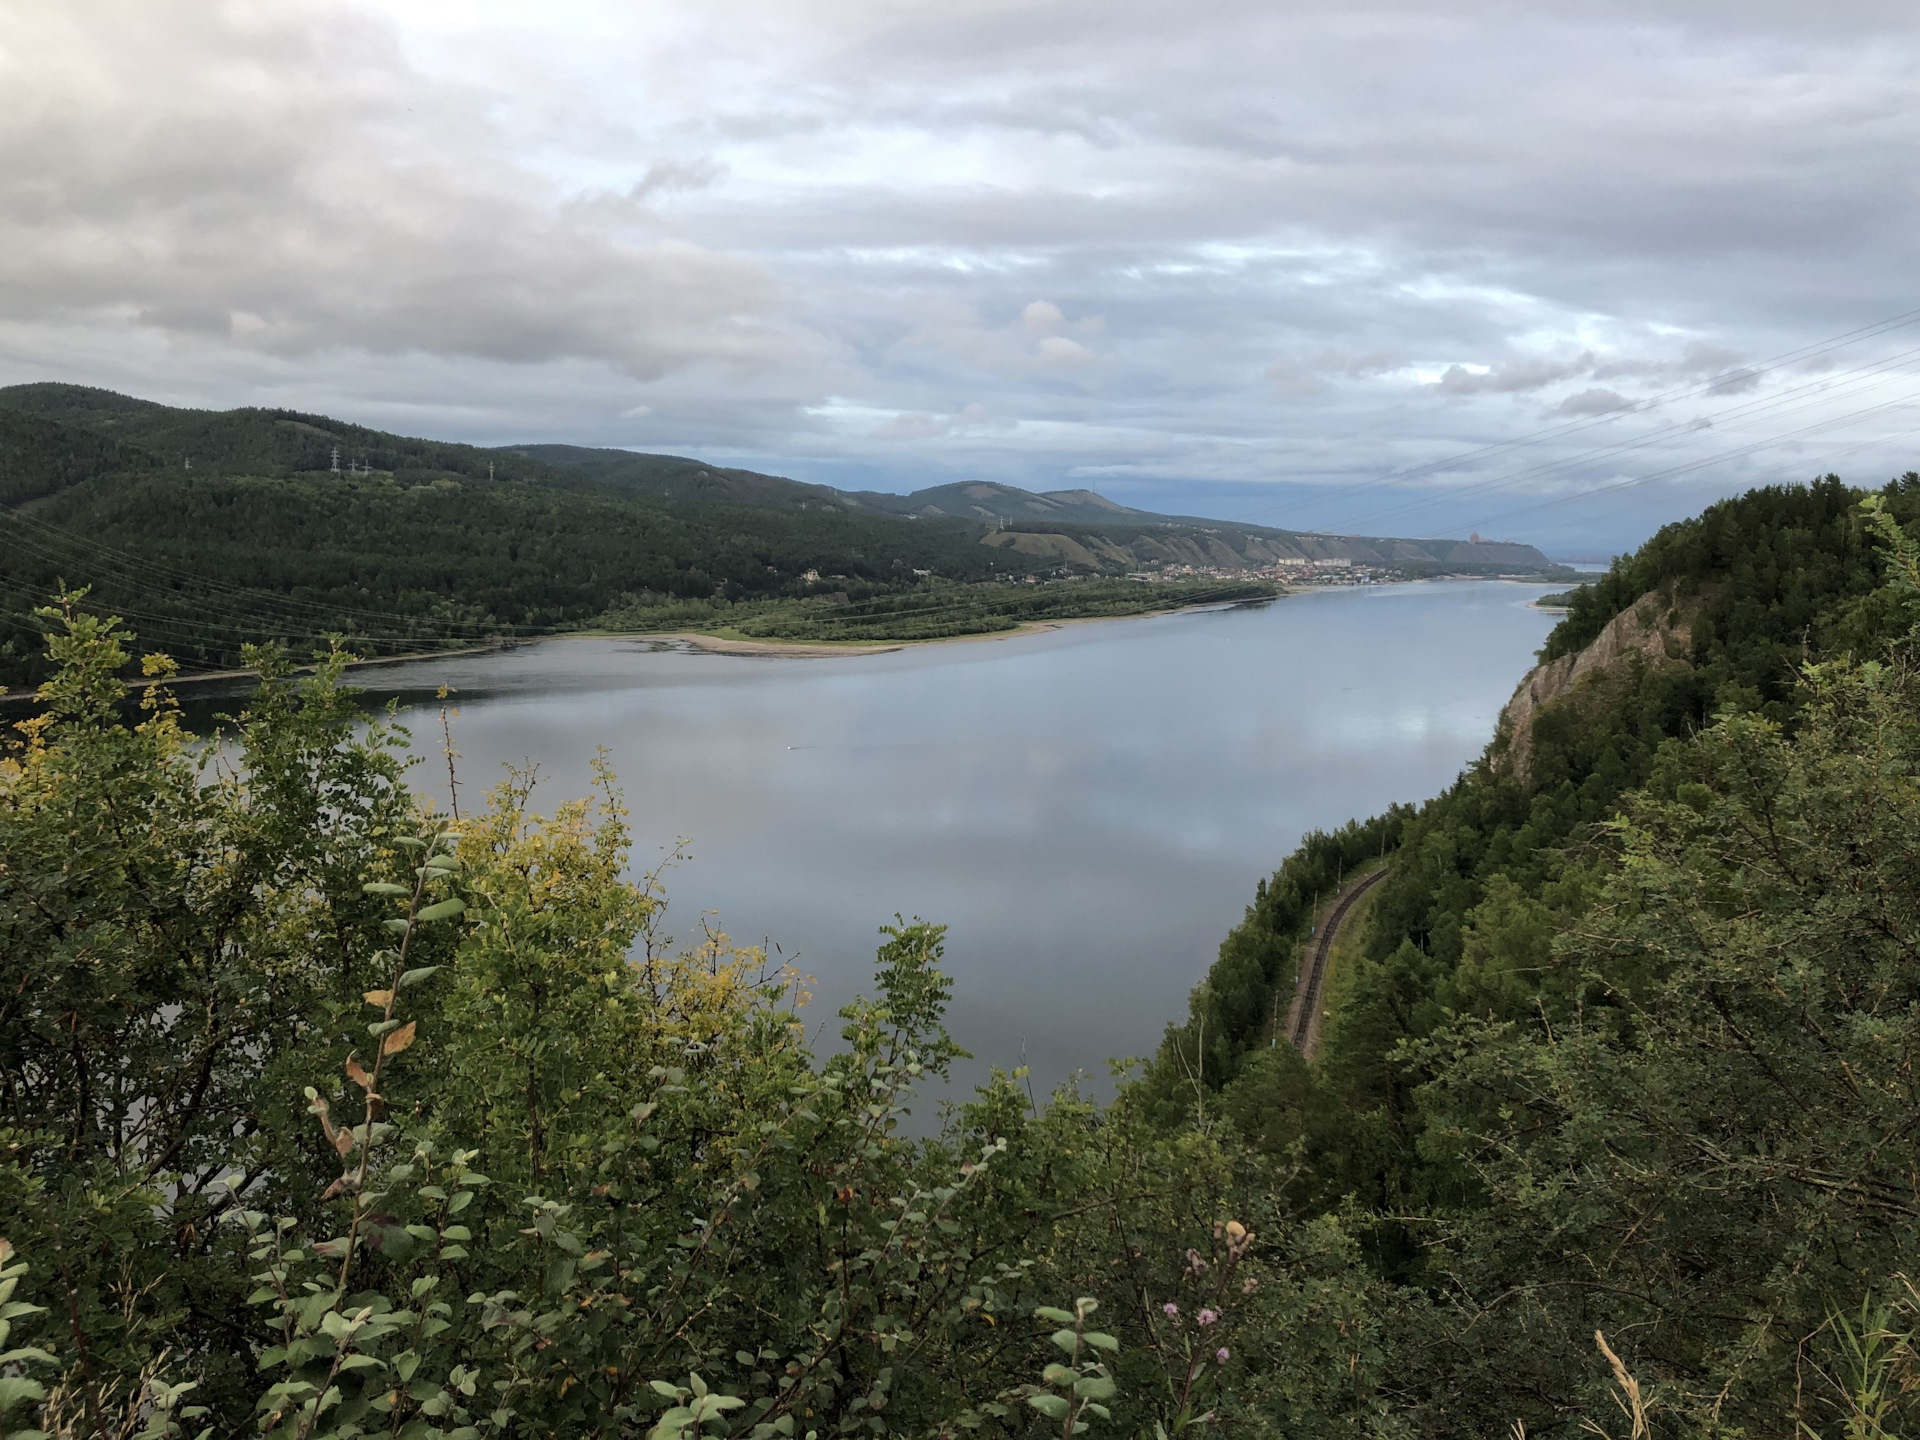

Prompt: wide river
xmin=234 ymin=581 xmax=1560 ymax=1101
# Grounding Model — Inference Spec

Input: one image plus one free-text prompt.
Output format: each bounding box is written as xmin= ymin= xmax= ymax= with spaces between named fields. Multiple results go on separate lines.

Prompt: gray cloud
xmin=1 ymin=0 xmax=1917 ymax=553
xmin=1434 ymin=357 xmax=1602 ymax=397
xmin=1558 ymin=388 xmax=1634 ymax=417
xmin=0 ymin=1 xmax=807 ymax=380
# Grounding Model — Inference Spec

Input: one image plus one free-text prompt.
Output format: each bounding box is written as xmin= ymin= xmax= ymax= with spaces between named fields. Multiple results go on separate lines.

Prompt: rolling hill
xmin=0 ymin=383 xmax=1559 ymax=687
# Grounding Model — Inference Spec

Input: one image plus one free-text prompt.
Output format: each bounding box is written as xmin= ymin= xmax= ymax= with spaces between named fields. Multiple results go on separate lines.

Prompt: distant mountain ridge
xmin=504 ymin=438 xmax=1552 ymax=571
xmin=0 ymin=383 xmax=1554 ymax=574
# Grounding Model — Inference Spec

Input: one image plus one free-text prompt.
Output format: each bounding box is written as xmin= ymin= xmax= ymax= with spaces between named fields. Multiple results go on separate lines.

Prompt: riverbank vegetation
xmin=599 ymin=578 xmax=1280 ymax=644
xmin=0 ymin=384 xmax=1543 ymax=691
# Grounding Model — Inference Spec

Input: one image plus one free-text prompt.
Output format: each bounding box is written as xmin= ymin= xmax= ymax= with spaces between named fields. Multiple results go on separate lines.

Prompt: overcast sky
xmin=3 ymin=0 xmax=1916 ymax=555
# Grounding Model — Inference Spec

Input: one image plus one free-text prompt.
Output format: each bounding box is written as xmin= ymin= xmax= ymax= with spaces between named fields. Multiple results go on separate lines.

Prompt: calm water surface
xmin=255 ymin=582 xmax=1558 ymax=1098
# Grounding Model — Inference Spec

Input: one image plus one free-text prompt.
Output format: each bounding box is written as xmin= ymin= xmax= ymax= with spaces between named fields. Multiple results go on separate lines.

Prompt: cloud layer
xmin=3 ymin=0 xmax=1917 ymax=551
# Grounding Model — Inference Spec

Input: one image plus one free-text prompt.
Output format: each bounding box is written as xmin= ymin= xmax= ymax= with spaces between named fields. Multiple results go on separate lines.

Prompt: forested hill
xmin=1144 ymin=470 xmax=1920 ymax=1432
xmin=0 ymin=382 xmax=1557 ymax=687
xmin=0 ymin=402 xmax=1025 ymax=688
xmin=0 ymin=384 xmax=1551 ymax=579
xmin=513 ymin=438 xmax=1553 ymax=571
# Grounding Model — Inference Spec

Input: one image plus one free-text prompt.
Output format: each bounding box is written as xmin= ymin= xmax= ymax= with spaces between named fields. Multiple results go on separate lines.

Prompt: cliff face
xmin=1500 ymin=589 xmax=1695 ymax=784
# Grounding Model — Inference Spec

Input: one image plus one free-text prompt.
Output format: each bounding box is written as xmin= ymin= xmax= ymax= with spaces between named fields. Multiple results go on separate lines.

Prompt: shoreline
xmin=0 ymin=597 xmax=1258 ymax=703
xmin=582 ymin=595 xmax=1274 ymax=659
xmin=0 ymin=575 xmax=1561 ymax=702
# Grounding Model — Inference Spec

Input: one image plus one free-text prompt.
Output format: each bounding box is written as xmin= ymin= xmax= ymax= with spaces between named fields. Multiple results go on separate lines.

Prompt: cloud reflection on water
xmin=301 ymin=582 xmax=1557 ymax=1104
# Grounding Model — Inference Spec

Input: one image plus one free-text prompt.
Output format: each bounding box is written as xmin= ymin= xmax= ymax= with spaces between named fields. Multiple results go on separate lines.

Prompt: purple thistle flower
xmin=1162 ymin=1303 xmax=1179 ymax=1318
xmin=1216 ymin=1348 xmax=1230 ymax=1363
xmin=1197 ymin=1308 xmax=1218 ymax=1327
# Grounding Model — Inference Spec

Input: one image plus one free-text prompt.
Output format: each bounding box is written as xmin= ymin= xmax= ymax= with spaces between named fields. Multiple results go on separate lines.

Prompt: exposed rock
xmin=1499 ymin=589 xmax=1694 ymax=784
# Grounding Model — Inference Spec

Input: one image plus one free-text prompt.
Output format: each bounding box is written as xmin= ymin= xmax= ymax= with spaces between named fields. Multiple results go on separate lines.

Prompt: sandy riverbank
xmin=625 ymin=595 xmax=1277 ymax=659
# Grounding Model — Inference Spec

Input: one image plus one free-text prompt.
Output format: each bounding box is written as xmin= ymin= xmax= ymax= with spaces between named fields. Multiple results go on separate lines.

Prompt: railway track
xmin=1287 ymin=866 xmax=1390 ymax=1057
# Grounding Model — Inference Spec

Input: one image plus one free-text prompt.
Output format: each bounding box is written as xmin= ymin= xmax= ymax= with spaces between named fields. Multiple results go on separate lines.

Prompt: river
xmin=208 ymin=581 xmax=1560 ymax=1103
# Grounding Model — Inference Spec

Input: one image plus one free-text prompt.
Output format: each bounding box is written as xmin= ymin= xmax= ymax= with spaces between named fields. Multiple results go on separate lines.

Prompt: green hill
xmin=0 ymin=390 xmax=1029 ymax=686
xmin=512 ymin=433 xmax=1559 ymax=572
xmin=0 ymin=383 xmax=1556 ymax=689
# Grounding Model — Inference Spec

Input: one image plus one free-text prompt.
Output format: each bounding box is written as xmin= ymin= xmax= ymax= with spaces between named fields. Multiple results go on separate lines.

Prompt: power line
xmin=1232 ymin=302 xmax=1920 ymax=530
xmin=1324 ymin=348 xmax=1920 ymax=537
xmin=1450 ymin=398 xmax=1920 ymax=536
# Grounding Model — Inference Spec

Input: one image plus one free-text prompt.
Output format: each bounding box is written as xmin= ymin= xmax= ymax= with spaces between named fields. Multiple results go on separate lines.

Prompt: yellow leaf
xmin=364 ymin=990 xmax=393 ymax=1008
xmin=346 ymin=1056 xmax=373 ymax=1091
xmin=382 ymin=1021 xmax=418 ymax=1057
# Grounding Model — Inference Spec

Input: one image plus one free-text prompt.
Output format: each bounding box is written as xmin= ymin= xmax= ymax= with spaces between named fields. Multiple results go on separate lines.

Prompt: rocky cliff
xmin=1499 ymin=589 xmax=1695 ymax=784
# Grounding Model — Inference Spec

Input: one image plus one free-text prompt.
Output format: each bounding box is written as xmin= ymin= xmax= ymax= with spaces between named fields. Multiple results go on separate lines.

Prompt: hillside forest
xmin=0 ymin=385 xmax=1555 ymax=690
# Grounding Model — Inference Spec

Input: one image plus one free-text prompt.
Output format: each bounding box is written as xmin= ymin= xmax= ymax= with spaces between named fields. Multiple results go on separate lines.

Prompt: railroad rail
xmin=1286 ymin=866 xmax=1390 ymax=1058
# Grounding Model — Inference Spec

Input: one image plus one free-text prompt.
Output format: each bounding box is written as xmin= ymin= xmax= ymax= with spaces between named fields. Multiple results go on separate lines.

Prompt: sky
xmin=2 ymin=0 xmax=1916 ymax=557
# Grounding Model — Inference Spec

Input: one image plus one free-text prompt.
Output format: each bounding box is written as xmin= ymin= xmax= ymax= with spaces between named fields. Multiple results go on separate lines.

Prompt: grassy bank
xmin=598 ymin=576 xmax=1283 ymax=644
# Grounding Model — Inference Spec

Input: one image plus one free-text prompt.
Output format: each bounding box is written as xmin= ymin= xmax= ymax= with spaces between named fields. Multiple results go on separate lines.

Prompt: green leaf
xmin=382 ymin=918 xmax=411 ymax=935
xmin=1073 ymin=1377 xmax=1115 ymax=1401
xmin=415 ymin=898 xmax=466 ymax=923
xmin=650 ymin=1381 xmax=684 ymax=1399
xmin=1049 ymin=1328 xmax=1080 ymax=1354
xmin=0 ymin=1375 xmax=48 ymax=1410
xmin=362 ymin=882 xmax=410 ymax=896
xmin=1083 ymin=1332 xmax=1120 ymax=1353
xmin=398 ymin=966 xmax=442 ymax=989
xmin=1034 ymin=1307 xmax=1077 ymax=1326
xmin=653 ymin=1405 xmax=695 ymax=1436
xmin=1026 ymin=1395 xmax=1070 ymax=1419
